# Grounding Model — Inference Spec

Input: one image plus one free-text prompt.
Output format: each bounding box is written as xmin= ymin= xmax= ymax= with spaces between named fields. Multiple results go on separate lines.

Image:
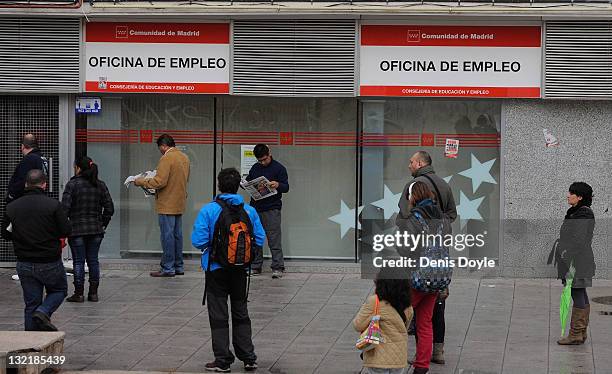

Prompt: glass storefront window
xmin=218 ymin=97 xmax=358 ymax=259
xmin=78 ymin=96 xmax=500 ymax=262
xmin=360 ymin=100 xmax=501 ymax=260
xmin=83 ymin=95 xmax=214 ymax=258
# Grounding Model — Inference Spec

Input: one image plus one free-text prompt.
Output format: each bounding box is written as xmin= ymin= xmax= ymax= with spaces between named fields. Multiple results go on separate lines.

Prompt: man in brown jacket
xmin=135 ymin=134 xmax=190 ymax=277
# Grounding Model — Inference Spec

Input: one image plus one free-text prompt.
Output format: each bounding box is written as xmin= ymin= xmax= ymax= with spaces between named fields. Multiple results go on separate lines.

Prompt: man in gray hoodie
xmin=397 ymin=150 xmax=457 ymax=365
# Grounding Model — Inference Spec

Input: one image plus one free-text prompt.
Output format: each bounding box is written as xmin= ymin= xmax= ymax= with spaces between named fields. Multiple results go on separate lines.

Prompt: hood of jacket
xmin=411 ymin=198 xmax=443 ymax=221
xmin=216 ymin=193 xmax=245 ymax=206
xmin=414 ymin=165 xmax=435 ymax=178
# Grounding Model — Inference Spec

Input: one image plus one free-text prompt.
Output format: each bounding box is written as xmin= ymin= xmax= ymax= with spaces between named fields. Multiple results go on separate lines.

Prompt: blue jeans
xmin=16 ymin=260 xmax=67 ymax=331
xmin=159 ymin=214 xmax=183 ymax=275
xmin=68 ymin=234 xmax=104 ymax=286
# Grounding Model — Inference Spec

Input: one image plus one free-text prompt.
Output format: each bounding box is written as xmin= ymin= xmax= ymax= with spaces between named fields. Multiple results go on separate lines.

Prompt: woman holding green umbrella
xmin=556 ymin=182 xmax=595 ymax=345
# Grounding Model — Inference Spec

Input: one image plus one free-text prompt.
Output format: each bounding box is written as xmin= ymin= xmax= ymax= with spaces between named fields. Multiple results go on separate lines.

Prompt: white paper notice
xmin=543 ymin=129 xmax=559 ymax=147
xmin=241 ymin=145 xmax=257 ymax=177
xmin=445 ymin=139 xmax=460 ymax=158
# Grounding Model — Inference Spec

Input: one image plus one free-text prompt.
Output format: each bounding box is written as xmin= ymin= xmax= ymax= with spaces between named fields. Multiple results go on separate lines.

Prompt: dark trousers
xmin=414 ymin=298 xmax=446 ymax=344
xmin=252 ymin=209 xmax=284 ymax=271
xmin=69 ymin=234 xmax=104 ymax=286
xmin=16 ymin=260 xmax=67 ymax=331
xmin=571 ymin=288 xmax=590 ymax=309
xmin=206 ymin=268 xmax=256 ymax=366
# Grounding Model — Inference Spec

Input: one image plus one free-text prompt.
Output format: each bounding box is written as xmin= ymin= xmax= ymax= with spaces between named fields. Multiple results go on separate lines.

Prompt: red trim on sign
xmin=86 ymin=22 xmax=230 ymax=44
xmin=85 ymin=81 xmax=229 ymax=94
xmin=360 ymin=85 xmax=540 ymax=98
xmin=361 ymin=25 xmax=541 ymax=47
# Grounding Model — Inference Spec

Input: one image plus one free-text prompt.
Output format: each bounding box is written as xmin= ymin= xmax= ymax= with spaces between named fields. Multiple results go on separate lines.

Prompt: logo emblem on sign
xmin=407 ymin=30 xmax=421 ymax=43
xmin=98 ymin=77 xmax=108 ymax=90
xmin=115 ymin=26 xmax=129 ymax=39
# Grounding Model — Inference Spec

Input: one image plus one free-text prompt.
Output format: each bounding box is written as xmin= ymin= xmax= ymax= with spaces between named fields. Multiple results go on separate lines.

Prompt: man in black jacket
xmin=6 ymin=134 xmax=49 ymax=203
xmin=246 ymin=144 xmax=289 ymax=279
xmin=1 ymin=170 xmax=71 ymax=331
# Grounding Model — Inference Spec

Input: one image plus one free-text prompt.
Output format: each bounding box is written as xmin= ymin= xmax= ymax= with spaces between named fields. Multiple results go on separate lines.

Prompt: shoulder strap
xmin=374 ymin=295 xmax=380 ymax=315
xmin=215 ymin=197 xmax=228 ymax=209
xmin=422 ymin=174 xmax=444 ymax=212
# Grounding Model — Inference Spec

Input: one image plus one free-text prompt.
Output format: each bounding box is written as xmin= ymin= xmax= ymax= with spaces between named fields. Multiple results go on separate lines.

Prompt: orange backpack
xmin=210 ymin=198 xmax=254 ymax=268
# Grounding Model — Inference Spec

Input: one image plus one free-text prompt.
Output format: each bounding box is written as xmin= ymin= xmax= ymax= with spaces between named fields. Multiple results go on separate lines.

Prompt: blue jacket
xmin=191 ymin=193 xmax=265 ymax=271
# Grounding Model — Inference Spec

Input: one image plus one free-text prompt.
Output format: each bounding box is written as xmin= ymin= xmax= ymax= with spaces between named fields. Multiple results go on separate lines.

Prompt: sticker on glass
xmin=445 ymin=139 xmax=460 ymax=158
xmin=543 ymin=129 xmax=559 ymax=147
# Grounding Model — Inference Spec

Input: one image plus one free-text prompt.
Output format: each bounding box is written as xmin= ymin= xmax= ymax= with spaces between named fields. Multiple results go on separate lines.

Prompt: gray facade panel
xmin=0 ymin=17 xmax=80 ymax=93
xmin=232 ymin=20 xmax=356 ymax=97
xmin=502 ymin=99 xmax=612 ymax=278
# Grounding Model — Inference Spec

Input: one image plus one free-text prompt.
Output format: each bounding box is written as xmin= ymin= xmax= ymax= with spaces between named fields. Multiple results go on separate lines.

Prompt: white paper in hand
xmin=123 ymin=175 xmax=136 ymax=188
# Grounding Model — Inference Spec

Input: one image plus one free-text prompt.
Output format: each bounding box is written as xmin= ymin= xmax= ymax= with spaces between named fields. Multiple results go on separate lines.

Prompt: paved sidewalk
xmin=1 ymin=267 xmax=612 ymax=374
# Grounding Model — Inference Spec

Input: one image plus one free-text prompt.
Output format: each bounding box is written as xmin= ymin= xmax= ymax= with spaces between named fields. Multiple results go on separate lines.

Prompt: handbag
xmin=355 ymin=295 xmax=384 ymax=352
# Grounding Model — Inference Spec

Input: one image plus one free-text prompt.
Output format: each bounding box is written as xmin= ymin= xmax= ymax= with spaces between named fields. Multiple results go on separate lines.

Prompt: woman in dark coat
xmin=62 ymin=156 xmax=114 ymax=302
xmin=557 ymin=182 xmax=595 ymax=345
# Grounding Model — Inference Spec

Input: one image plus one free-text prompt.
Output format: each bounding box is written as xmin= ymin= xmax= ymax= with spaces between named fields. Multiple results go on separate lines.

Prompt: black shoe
xmin=244 ymin=362 xmax=258 ymax=371
xmin=251 ymin=269 xmax=262 ymax=276
xmin=87 ymin=281 xmax=99 ymax=302
xmin=413 ymin=368 xmax=429 ymax=374
xmin=205 ymin=361 xmax=231 ymax=372
xmin=32 ymin=311 xmax=58 ymax=331
xmin=150 ymin=271 xmax=175 ymax=277
xmin=66 ymin=293 xmax=84 ymax=303
xmin=175 ymin=271 xmax=185 ymax=275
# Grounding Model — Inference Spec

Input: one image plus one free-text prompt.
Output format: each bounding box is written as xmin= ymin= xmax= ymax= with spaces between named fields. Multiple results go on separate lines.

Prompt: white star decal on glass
xmin=458 ymin=154 xmax=497 ymax=193
xmin=443 ymin=175 xmax=453 ymax=184
xmin=456 ymin=190 xmax=485 ymax=229
xmin=328 ymin=200 xmax=364 ymax=239
xmin=370 ymin=185 xmax=403 ymax=220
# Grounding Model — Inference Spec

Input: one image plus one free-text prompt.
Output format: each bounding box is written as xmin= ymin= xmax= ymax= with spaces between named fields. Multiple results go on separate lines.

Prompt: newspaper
xmin=240 ymin=176 xmax=277 ymax=201
xmin=124 ymin=170 xmax=157 ymax=197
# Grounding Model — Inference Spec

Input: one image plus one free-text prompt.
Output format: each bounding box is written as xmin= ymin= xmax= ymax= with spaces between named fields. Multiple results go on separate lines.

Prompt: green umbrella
xmin=560 ymin=264 xmax=575 ymax=336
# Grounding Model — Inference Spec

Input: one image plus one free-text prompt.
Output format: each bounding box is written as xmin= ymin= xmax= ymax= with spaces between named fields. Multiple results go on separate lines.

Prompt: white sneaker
xmin=272 ymin=270 xmax=283 ymax=279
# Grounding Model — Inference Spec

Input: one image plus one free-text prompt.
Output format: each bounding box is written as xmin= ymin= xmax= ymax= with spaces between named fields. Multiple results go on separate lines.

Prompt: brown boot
xmin=582 ymin=304 xmax=590 ymax=343
xmin=557 ymin=307 xmax=587 ymax=345
xmin=431 ymin=343 xmax=445 ymax=364
xmin=66 ymin=283 xmax=84 ymax=303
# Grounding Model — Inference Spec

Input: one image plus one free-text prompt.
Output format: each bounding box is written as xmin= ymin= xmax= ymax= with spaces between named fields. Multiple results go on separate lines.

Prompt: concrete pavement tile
xmin=177 ymin=346 xmax=216 ymax=372
xmin=146 ymin=315 xmax=193 ymax=326
xmin=270 ymin=353 xmax=321 ymax=374
xmin=62 ymin=353 xmax=104 ymax=371
xmin=131 ymin=346 xmax=198 ymax=371
xmin=314 ymin=352 xmax=363 ymax=374
xmin=60 ymin=322 xmax=105 ymax=335
xmin=64 ymin=335 xmax=124 ymax=355
xmin=86 ymin=352 xmax=145 ymax=371
xmin=284 ymin=337 xmax=333 ymax=355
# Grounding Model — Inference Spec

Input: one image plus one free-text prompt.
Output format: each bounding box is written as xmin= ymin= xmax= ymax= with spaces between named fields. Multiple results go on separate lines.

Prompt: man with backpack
xmin=397 ymin=151 xmax=457 ymax=366
xmin=192 ymin=168 xmax=265 ymax=373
